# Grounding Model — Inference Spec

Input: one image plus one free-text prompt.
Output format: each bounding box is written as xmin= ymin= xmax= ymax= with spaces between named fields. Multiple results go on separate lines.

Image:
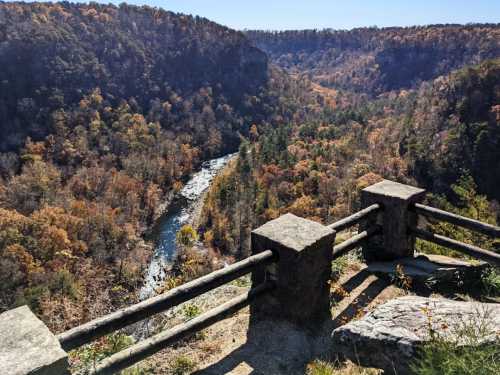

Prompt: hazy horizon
xmin=3 ymin=0 xmax=500 ymax=30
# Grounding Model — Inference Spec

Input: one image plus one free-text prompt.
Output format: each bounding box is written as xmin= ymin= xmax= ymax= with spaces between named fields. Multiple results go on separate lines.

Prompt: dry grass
xmin=306 ymin=359 xmax=381 ymax=375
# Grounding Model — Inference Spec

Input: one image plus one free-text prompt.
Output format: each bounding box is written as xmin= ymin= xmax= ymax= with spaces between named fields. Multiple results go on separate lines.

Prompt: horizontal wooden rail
xmin=332 ymin=226 xmax=380 ymax=260
xmin=58 ymin=250 xmax=277 ymax=351
xmin=413 ymin=228 xmax=500 ymax=267
xmin=92 ymin=281 xmax=275 ymax=375
xmin=414 ymin=203 xmax=500 ymax=238
xmin=328 ymin=204 xmax=381 ymax=232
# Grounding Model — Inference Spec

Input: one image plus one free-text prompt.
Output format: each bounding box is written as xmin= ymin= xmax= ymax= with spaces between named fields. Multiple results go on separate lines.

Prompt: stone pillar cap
xmin=252 ymin=213 xmax=335 ymax=252
xmin=363 ymin=179 xmax=426 ymax=201
xmin=0 ymin=305 xmax=68 ymax=375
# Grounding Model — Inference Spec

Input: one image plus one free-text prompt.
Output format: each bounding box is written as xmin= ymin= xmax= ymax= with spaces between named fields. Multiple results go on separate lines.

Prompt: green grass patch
xmin=307 ymin=360 xmax=336 ymax=375
xmin=171 ymin=356 xmax=196 ymax=375
xmin=411 ymin=309 xmax=500 ymax=375
xmin=182 ymin=303 xmax=201 ymax=320
xmin=70 ymin=333 xmax=135 ymax=374
xmin=331 ymin=255 xmax=349 ymax=282
xmin=122 ymin=366 xmax=154 ymax=375
xmin=231 ymin=275 xmax=252 ymax=287
xmin=306 ymin=359 xmax=379 ymax=375
xmin=481 ymin=267 xmax=500 ymax=297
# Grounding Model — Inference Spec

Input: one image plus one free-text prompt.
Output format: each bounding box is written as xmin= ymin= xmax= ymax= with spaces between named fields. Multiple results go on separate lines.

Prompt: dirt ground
xmin=129 ymin=256 xmax=407 ymax=375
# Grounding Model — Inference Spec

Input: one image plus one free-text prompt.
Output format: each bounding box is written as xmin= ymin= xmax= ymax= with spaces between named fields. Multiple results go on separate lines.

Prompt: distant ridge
xmin=246 ymin=25 xmax=500 ymax=95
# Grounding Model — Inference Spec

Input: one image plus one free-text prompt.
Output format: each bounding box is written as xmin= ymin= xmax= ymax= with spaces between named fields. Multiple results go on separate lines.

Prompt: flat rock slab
xmin=331 ymin=296 xmax=500 ymax=375
xmin=0 ymin=306 xmax=69 ymax=375
xmin=367 ymin=253 xmax=487 ymax=290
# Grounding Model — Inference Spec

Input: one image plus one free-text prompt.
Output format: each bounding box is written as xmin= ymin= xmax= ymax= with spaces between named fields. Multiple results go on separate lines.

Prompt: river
xmin=139 ymin=153 xmax=236 ymax=299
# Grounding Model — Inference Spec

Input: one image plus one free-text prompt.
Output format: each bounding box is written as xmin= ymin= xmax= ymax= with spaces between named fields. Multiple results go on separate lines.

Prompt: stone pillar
xmin=251 ymin=213 xmax=336 ymax=328
xmin=0 ymin=306 xmax=70 ymax=375
xmin=361 ymin=180 xmax=426 ymax=262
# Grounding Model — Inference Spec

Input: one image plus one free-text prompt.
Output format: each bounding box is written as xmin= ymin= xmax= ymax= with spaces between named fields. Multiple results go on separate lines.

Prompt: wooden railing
xmin=328 ymin=203 xmax=381 ymax=232
xmin=58 ymin=250 xmax=276 ymax=351
xmin=328 ymin=203 xmax=382 ymax=259
xmin=92 ymin=282 xmax=274 ymax=374
xmin=412 ymin=203 xmax=500 ymax=266
xmin=2 ymin=179 xmax=499 ymax=375
xmin=413 ymin=203 xmax=500 ymax=237
xmin=58 ymin=250 xmax=277 ymax=374
xmin=333 ymin=225 xmax=381 ymax=259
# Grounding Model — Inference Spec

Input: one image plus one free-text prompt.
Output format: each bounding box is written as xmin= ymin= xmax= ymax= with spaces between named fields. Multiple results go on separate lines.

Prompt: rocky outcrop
xmin=367 ymin=253 xmax=488 ymax=291
xmin=331 ymin=296 xmax=500 ymax=375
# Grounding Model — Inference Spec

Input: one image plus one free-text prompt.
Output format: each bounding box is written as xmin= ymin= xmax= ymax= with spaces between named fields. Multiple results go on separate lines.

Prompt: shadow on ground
xmin=193 ymin=269 xmax=392 ymax=375
xmin=194 ymin=256 xmax=491 ymax=374
xmin=331 ymin=270 xmax=390 ymax=329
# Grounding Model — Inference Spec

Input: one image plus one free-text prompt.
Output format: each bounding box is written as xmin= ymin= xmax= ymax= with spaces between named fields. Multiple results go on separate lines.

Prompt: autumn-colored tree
xmin=177 ymin=225 xmax=199 ymax=247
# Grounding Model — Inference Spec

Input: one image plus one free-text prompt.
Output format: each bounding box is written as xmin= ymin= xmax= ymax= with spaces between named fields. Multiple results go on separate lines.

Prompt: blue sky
xmin=10 ymin=1 xmax=500 ymax=30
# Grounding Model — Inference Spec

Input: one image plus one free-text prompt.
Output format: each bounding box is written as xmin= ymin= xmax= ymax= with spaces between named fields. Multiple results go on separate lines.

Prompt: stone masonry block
xmin=362 ymin=180 xmax=426 ymax=261
xmin=251 ymin=213 xmax=336 ymax=327
xmin=0 ymin=306 xmax=69 ymax=375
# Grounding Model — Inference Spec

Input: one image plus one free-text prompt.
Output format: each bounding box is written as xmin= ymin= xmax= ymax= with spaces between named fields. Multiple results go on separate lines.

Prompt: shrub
xmin=182 ymin=303 xmax=201 ymax=320
xmin=177 ymin=225 xmax=199 ymax=247
xmin=15 ymin=285 xmax=49 ymax=312
xmin=70 ymin=333 xmax=134 ymax=374
xmin=306 ymin=359 xmax=379 ymax=375
xmin=171 ymin=356 xmax=196 ymax=375
xmin=390 ymin=264 xmax=412 ymax=291
xmin=49 ymin=268 xmax=81 ymax=300
xmin=415 ymin=177 xmax=497 ymax=261
xmin=331 ymin=255 xmax=349 ymax=282
xmin=481 ymin=267 xmax=500 ymax=297
xmin=306 ymin=360 xmax=336 ymax=375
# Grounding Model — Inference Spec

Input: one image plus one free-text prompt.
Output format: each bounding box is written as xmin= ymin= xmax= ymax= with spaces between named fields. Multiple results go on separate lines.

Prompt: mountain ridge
xmin=246 ymin=25 xmax=500 ymax=95
xmin=0 ymin=1 xmax=269 ymax=152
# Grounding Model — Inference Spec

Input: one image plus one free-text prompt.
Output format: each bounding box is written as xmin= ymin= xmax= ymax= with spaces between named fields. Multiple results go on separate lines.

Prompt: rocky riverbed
xmin=139 ymin=154 xmax=236 ymax=300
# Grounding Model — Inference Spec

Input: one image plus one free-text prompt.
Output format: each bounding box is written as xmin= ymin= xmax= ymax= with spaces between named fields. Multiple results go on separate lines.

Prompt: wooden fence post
xmin=250 ymin=213 xmax=336 ymax=328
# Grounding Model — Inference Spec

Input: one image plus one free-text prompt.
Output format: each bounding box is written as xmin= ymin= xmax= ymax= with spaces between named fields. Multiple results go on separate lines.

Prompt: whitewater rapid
xmin=139 ymin=153 xmax=235 ymax=299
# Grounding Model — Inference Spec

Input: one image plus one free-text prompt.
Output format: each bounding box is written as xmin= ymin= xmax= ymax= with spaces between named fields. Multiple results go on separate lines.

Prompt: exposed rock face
xmin=331 ymin=296 xmax=500 ymax=375
xmin=0 ymin=306 xmax=69 ymax=375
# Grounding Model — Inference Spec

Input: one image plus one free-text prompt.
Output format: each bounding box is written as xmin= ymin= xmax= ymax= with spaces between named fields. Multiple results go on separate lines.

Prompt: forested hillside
xmin=200 ymin=59 xmax=500 ymax=258
xmin=0 ymin=2 xmax=306 ymax=330
xmin=405 ymin=60 xmax=500 ymax=199
xmin=0 ymin=1 xmax=272 ymax=154
xmin=247 ymin=26 xmax=500 ymax=95
xmin=1 ymin=1 xmax=499 ymax=338
xmin=200 ymin=25 xmax=500 ymax=259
